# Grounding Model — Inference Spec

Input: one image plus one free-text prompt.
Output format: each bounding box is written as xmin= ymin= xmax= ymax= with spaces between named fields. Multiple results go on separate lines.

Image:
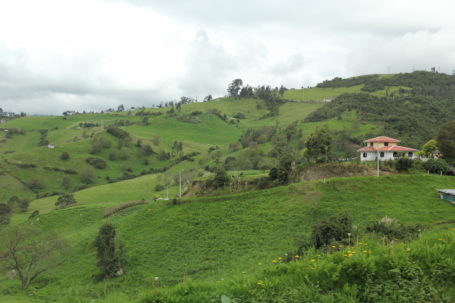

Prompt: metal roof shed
xmin=437 ymin=189 xmax=455 ymax=204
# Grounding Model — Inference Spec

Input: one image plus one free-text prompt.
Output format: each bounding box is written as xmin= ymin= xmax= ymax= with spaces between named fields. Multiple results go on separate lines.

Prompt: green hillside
xmin=1 ymin=71 xmax=455 ymax=303
xmin=1 ymin=174 xmax=455 ymax=302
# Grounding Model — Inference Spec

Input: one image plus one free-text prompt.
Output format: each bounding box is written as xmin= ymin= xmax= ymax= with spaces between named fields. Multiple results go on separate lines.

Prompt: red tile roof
xmin=357 ymin=145 xmax=418 ymax=152
xmin=364 ymin=136 xmax=400 ymax=143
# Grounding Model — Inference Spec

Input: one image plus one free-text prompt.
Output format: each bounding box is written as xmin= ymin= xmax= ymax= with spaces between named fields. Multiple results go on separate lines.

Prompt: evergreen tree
xmin=94 ymin=223 xmax=125 ymax=279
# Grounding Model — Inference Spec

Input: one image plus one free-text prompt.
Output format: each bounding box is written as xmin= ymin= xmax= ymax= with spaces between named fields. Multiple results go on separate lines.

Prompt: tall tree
xmin=227 ymin=79 xmax=243 ymax=99
xmin=304 ymin=127 xmax=332 ymax=162
xmin=0 ymin=227 xmax=67 ymax=289
xmin=94 ymin=223 xmax=125 ymax=279
xmin=437 ymin=120 xmax=455 ymax=160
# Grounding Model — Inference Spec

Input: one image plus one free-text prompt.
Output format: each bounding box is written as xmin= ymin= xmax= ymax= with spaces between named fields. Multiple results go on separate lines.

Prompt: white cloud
xmin=0 ymin=0 xmax=455 ymax=114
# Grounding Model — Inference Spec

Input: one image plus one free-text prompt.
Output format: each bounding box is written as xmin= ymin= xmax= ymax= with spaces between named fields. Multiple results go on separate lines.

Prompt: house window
xmin=380 ymin=152 xmax=385 ymax=158
xmin=393 ymin=152 xmax=398 ymax=157
xmin=363 ymin=153 xmax=367 ymax=158
xmin=370 ymin=142 xmax=373 ymax=147
xmin=384 ymin=142 xmax=389 ymax=146
xmin=408 ymin=152 xmax=413 ymax=157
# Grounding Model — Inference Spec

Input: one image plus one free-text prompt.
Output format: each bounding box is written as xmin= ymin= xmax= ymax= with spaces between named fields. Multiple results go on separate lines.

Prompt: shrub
xmin=85 ymin=157 xmax=107 ymax=169
xmin=139 ymin=144 xmax=154 ymax=156
xmin=28 ymin=210 xmax=39 ymax=220
xmin=27 ymin=178 xmax=44 ymax=191
xmin=108 ymin=151 xmax=117 ymax=161
xmin=422 ymin=158 xmax=451 ymax=174
xmin=55 ymin=193 xmax=76 ymax=209
xmin=395 ymin=158 xmax=413 ymax=171
xmin=80 ymin=167 xmax=96 ymax=184
xmin=311 ymin=213 xmax=352 ymax=249
xmin=154 ymin=184 xmax=165 ymax=192
xmin=103 ymin=200 xmax=147 ymax=218
xmin=0 ymin=203 xmax=12 ymax=224
xmin=60 ymin=151 xmax=70 ymax=160
xmin=366 ymin=216 xmax=423 ymax=242
xmin=94 ymin=223 xmax=125 ymax=279
xmin=17 ymin=198 xmax=30 ymax=212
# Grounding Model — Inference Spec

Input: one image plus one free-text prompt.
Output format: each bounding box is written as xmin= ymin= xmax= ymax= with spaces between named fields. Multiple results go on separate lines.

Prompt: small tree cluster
xmin=55 ymin=193 xmax=76 ymax=209
xmin=94 ymin=223 xmax=125 ymax=279
xmin=311 ymin=213 xmax=352 ymax=249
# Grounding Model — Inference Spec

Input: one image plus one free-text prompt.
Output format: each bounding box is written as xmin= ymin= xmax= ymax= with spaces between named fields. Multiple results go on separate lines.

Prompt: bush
xmin=103 ymin=200 xmax=147 ymax=218
xmin=395 ymin=158 xmax=413 ymax=171
xmin=422 ymin=158 xmax=451 ymax=174
xmin=85 ymin=157 xmax=107 ymax=169
xmin=154 ymin=184 xmax=165 ymax=192
xmin=17 ymin=198 xmax=30 ymax=212
xmin=366 ymin=216 xmax=423 ymax=242
xmin=60 ymin=151 xmax=70 ymax=160
xmin=27 ymin=178 xmax=44 ymax=191
xmin=80 ymin=167 xmax=96 ymax=184
xmin=0 ymin=203 xmax=12 ymax=224
xmin=311 ymin=213 xmax=352 ymax=249
xmin=94 ymin=223 xmax=125 ymax=279
xmin=55 ymin=193 xmax=76 ymax=209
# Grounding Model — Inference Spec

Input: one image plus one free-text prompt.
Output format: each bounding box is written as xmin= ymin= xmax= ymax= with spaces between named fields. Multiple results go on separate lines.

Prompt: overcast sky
xmin=1 ymin=0 xmax=455 ymax=115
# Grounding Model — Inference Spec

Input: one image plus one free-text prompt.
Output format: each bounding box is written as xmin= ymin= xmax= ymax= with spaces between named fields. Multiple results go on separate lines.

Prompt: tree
xmin=62 ymin=177 xmax=71 ymax=190
xmin=203 ymin=94 xmax=213 ymax=102
xmin=55 ymin=193 xmax=76 ymax=209
xmin=0 ymin=203 xmax=12 ymax=225
xmin=211 ymin=167 xmax=229 ymax=189
xmin=304 ymin=127 xmax=332 ymax=162
xmin=437 ymin=121 xmax=455 ymax=160
xmin=418 ymin=139 xmax=438 ymax=158
xmin=117 ymin=104 xmax=125 ymax=112
xmin=80 ymin=166 xmax=96 ymax=184
xmin=0 ymin=227 xmax=67 ymax=289
xmin=94 ymin=223 xmax=125 ymax=279
xmin=227 ymin=79 xmax=243 ymax=99
xmin=17 ymin=198 xmax=30 ymax=212
xmin=60 ymin=151 xmax=70 ymax=160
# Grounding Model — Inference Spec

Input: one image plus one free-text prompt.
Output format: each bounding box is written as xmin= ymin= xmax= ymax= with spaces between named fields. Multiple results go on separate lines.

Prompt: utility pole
xmin=377 ymin=149 xmax=380 ymax=177
xmin=179 ymin=171 xmax=182 ymax=198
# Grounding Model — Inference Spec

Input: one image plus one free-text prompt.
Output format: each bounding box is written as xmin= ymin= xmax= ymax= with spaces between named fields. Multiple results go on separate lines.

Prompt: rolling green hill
xmin=1 ymin=174 xmax=455 ymax=302
xmin=1 ymin=71 xmax=455 ymax=302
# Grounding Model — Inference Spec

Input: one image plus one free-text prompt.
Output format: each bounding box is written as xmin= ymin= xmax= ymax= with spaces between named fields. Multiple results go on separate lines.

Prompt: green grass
xmin=283 ymin=85 xmax=364 ymax=102
xmin=2 ymin=174 xmax=455 ymax=302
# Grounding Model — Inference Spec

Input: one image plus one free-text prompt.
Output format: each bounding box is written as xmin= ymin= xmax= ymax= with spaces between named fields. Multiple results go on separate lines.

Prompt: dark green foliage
xmin=55 ymin=193 xmax=76 ymax=209
xmin=139 ymin=144 xmax=154 ymax=156
xmin=227 ymin=78 xmax=243 ymax=98
xmin=311 ymin=213 xmax=352 ymax=249
xmin=28 ymin=210 xmax=39 ymax=219
xmin=308 ymin=72 xmax=455 ymax=148
xmin=94 ymin=223 xmax=125 ymax=279
xmin=60 ymin=151 xmax=70 ymax=160
xmin=17 ymin=198 xmax=30 ymax=212
xmin=395 ymin=158 xmax=413 ymax=171
xmin=62 ymin=177 xmax=71 ymax=190
xmin=27 ymin=178 xmax=44 ymax=191
xmin=366 ymin=217 xmax=423 ymax=242
xmin=85 ymin=157 xmax=107 ymax=169
xmin=304 ymin=127 xmax=332 ymax=162
xmin=108 ymin=150 xmax=117 ymax=161
xmin=0 ymin=203 xmax=12 ymax=224
xmin=208 ymin=168 xmax=229 ymax=189
xmin=437 ymin=120 xmax=455 ymax=159
xmin=239 ymin=126 xmax=276 ymax=148
xmin=90 ymin=137 xmax=112 ymax=154
xmin=80 ymin=167 xmax=96 ymax=184
xmin=4 ymin=128 xmax=25 ymax=138
xmin=316 ymin=74 xmax=379 ymax=88
xmin=422 ymin=159 xmax=451 ymax=174
xmin=106 ymin=126 xmax=132 ymax=147
xmin=38 ymin=129 xmax=49 ymax=146
xmin=154 ymin=184 xmax=165 ymax=192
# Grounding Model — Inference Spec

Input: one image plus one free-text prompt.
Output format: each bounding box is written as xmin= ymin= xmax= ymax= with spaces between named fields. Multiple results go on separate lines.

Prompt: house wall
xmin=367 ymin=142 xmax=398 ymax=148
xmin=360 ymin=151 xmax=417 ymax=162
xmin=442 ymin=194 xmax=455 ymax=204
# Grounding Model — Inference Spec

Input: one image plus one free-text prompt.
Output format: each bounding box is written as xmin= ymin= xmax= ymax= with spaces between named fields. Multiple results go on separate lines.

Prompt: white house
xmin=357 ymin=136 xmax=418 ymax=162
xmin=47 ymin=144 xmax=55 ymax=149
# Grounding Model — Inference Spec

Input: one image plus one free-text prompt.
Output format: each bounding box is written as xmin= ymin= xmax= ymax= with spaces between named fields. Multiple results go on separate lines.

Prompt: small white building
xmin=47 ymin=144 xmax=55 ymax=149
xmin=358 ymin=136 xmax=418 ymax=162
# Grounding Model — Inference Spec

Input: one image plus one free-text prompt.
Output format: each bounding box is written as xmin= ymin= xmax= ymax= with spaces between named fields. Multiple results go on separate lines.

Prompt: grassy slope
xmin=2 ymin=174 xmax=455 ymax=302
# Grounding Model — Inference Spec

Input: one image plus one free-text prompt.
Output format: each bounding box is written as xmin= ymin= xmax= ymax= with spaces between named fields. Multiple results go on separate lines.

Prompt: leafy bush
xmin=311 ymin=213 xmax=352 ymax=249
xmin=60 ymin=151 xmax=70 ymax=160
xmin=27 ymin=178 xmax=44 ymax=191
xmin=422 ymin=158 xmax=451 ymax=174
xmin=395 ymin=158 xmax=413 ymax=171
xmin=0 ymin=203 xmax=12 ymax=224
xmin=366 ymin=216 xmax=423 ymax=242
xmin=85 ymin=157 xmax=107 ymax=169
xmin=17 ymin=198 xmax=30 ymax=212
xmin=94 ymin=223 xmax=125 ymax=279
xmin=55 ymin=193 xmax=76 ymax=209
xmin=80 ymin=167 xmax=96 ymax=184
